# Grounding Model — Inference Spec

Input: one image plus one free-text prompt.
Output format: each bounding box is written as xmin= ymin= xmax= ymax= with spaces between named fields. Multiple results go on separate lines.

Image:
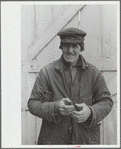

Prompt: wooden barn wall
xmin=21 ymin=5 xmax=117 ymax=145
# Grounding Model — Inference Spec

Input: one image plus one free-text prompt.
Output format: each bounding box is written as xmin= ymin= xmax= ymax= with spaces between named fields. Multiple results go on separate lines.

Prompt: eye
xmin=72 ymin=44 xmax=78 ymax=48
xmin=63 ymin=43 xmax=69 ymax=48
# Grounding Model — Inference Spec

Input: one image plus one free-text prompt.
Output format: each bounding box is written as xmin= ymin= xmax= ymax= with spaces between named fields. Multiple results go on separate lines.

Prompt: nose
xmin=68 ymin=46 xmax=73 ymax=53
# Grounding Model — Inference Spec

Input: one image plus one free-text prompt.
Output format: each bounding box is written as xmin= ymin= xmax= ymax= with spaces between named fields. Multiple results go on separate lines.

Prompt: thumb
xmin=75 ymin=103 xmax=84 ymax=111
xmin=75 ymin=103 xmax=84 ymax=107
xmin=63 ymin=98 xmax=72 ymax=105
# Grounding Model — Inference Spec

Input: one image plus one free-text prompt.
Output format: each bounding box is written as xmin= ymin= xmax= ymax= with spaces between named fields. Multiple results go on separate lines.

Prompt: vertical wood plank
xmin=35 ymin=117 xmax=42 ymax=144
xmin=21 ymin=111 xmax=28 ymax=145
xmin=101 ymin=5 xmax=117 ymax=58
xmin=26 ymin=6 xmax=35 ymax=50
xmin=21 ymin=5 xmax=36 ymax=144
xmin=78 ymin=5 xmax=103 ymax=69
xmin=21 ymin=71 xmax=29 ymax=145
xmin=103 ymin=95 xmax=117 ymax=145
xmin=27 ymin=112 xmax=36 ymax=145
xmin=102 ymin=72 xmax=117 ymax=145
xmin=21 ymin=6 xmax=28 ymax=62
xmin=100 ymin=5 xmax=117 ymax=70
xmin=21 ymin=6 xmax=35 ymax=61
xmin=100 ymin=121 xmax=104 ymax=145
xmin=21 ymin=71 xmax=37 ymax=145
xmin=21 ymin=72 xmax=29 ymax=108
xmin=35 ymin=5 xmax=53 ymax=40
xmin=27 ymin=73 xmax=37 ymax=145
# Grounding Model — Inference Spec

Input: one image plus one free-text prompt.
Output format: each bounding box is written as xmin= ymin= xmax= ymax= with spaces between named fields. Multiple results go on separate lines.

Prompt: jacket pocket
xmin=83 ymin=95 xmax=93 ymax=106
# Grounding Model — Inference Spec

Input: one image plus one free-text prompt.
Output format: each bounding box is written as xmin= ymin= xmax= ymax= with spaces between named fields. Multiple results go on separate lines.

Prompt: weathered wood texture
xmin=21 ymin=72 xmax=37 ymax=145
xmin=102 ymin=72 xmax=117 ymax=145
xmin=21 ymin=6 xmax=35 ymax=63
xmin=21 ymin=5 xmax=118 ymax=145
xmin=79 ymin=5 xmax=117 ymax=70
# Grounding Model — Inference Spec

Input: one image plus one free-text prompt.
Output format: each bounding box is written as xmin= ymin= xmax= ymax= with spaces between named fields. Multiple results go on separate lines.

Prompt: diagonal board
xmin=27 ymin=5 xmax=86 ymax=62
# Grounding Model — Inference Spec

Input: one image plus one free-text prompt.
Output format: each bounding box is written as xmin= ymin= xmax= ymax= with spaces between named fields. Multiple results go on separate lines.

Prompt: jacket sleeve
xmin=27 ymin=67 xmax=62 ymax=123
xmin=88 ymin=71 xmax=114 ymax=128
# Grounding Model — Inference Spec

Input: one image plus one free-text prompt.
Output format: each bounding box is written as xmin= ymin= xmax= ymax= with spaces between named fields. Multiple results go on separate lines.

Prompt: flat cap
xmin=58 ymin=28 xmax=87 ymax=37
xmin=57 ymin=28 xmax=87 ymax=44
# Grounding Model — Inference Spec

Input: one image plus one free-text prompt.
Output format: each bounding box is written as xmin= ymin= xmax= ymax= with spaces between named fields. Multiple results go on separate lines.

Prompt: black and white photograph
xmin=2 ymin=1 xmax=120 ymax=148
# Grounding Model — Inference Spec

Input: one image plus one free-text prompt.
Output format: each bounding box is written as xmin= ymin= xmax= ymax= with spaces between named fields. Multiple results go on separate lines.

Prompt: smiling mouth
xmin=66 ymin=53 xmax=75 ymax=56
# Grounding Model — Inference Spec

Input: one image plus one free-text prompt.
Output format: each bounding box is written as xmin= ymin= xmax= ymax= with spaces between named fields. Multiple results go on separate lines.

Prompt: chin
xmin=65 ymin=59 xmax=74 ymax=64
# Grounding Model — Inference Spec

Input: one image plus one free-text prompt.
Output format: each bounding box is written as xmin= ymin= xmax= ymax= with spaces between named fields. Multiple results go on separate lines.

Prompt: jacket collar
xmin=54 ymin=54 xmax=88 ymax=72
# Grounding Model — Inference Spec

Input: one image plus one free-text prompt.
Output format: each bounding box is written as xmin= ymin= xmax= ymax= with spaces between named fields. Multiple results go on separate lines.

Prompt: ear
xmin=79 ymin=44 xmax=82 ymax=52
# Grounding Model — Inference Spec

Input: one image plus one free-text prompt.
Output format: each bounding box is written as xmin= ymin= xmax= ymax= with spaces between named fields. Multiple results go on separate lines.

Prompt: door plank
xmin=103 ymin=72 xmax=117 ymax=145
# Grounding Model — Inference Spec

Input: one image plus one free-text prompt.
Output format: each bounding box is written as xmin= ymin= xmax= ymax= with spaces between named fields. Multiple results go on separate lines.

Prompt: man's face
xmin=61 ymin=43 xmax=81 ymax=65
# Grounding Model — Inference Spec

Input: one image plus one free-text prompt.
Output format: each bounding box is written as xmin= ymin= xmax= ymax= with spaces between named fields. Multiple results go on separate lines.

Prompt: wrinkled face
xmin=61 ymin=43 xmax=81 ymax=65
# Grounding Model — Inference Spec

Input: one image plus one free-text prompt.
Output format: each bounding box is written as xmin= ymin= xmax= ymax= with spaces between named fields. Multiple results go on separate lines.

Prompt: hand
xmin=55 ymin=98 xmax=74 ymax=116
xmin=71 ymin=103 xmax=91 ymax=123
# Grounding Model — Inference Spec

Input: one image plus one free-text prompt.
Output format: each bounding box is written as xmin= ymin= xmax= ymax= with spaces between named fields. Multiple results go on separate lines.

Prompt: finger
xmin=63 ymin=98 xmax=72 ymax=103
xmin=72 ymin=110 xmax=84 ymax=116
xmin=61 ymin=111 xmax=73 ymax=116
xmin=71 ymin=113 xmax=81 ymax=119
xmin=63 ymin=105 xmax=74 ymax=110
xmin=65 ymin=109 xmax=74 ymax=113
xmin=71 ymin=112 xmax=79 ymax=117
xmin=75 ymin=103 xmax=85 ymax=108
xmin=72 ymin=112 xmax=86 ymax=121
xmin=71 ymin=114 xmax=79 ymax=120
xmin=63 ymin=98 xmax=72 ymax=105
xmin=75 ymin=102 xmax=85 ymax=107
xmin=65 ymin=109 xmax=73 ymax=113
xmin=59 ymin=107 xmax=73 ymax=113
xmin=72 ymin=116 xmax=83 ymax=122
xmin=71 ymin=114 xmax=84 ymax=122
xmin=59 ymin=106 xmax=74 ymax=113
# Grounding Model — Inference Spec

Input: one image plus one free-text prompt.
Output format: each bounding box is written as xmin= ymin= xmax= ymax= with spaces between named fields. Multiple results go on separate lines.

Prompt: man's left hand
xmin=71 ymin=103 xmax=91 ymax=123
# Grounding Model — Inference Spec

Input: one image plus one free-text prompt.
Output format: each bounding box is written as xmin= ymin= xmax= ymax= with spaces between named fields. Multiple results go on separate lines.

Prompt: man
xmin=28 ymin=28 xmax=113 ymax=145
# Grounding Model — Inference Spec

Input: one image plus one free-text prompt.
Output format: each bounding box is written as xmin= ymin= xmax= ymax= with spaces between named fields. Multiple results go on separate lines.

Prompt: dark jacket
xmin=28 ymin=54 xmax=113 ymax=145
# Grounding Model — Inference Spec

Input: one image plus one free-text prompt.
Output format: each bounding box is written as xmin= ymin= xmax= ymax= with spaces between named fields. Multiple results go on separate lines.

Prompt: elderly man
xmin=28 ymin=28 xmax=113 ymax=145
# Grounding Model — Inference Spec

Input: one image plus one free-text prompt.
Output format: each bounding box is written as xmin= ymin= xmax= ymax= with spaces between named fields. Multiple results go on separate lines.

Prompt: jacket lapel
xmin=54 ymin=57 xmax=71 ymax=98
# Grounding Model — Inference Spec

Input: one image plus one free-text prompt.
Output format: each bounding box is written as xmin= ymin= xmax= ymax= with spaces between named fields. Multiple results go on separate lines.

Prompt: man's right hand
xmin=55 ymin=98 xmax=74 ymax=116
